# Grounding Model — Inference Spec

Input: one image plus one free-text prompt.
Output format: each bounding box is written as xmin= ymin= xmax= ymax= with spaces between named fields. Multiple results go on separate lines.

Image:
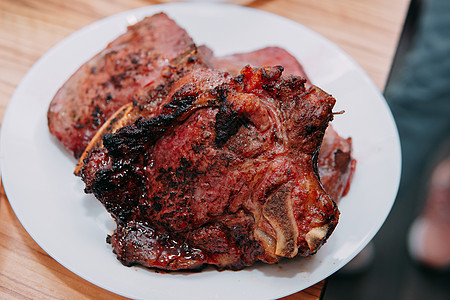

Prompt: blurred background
xmin=325 ymin=0 xmax=450 ymax=299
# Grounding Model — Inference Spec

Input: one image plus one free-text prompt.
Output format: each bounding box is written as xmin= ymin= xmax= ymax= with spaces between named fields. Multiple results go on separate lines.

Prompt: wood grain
xmin=0 ymin=0 xmax=409 ymax=299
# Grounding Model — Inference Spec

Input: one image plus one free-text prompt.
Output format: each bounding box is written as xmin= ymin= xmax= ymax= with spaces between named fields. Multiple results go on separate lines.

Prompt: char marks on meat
xmin=318 ymin=126 xmax=356 ymax=202
xmin=199 ymin=45 xmax=354 ymax=202
xmin=200 ymin=46 xmax=312 ymax=86
xmin=80 ymin=66 xmax=340 ymax=270
xmin=47 ymin=12 xmax=356 ymax=271
xmin=48 ymin=13 xmax=196 ymax=158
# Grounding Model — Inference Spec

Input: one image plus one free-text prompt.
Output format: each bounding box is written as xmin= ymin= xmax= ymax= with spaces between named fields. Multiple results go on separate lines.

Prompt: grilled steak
xmin=46 ymin=12 xmax=354 ymax=271
xmin=47 ymin=12 xmax=354 ymax=202
xmin=199 ymin=46 xmax=354 ymax=202
xmin=199 ymin=45 xmax=311 ymax=86
xmin=47 ymin=13 xmax=196 ymax=158
xmin=73 ymin=46 xmax=212 ymax=173
xmin=318 ymin=126 xmax=356 ymax=202
xmin=80 ymin=66 xmax=339 ymax=270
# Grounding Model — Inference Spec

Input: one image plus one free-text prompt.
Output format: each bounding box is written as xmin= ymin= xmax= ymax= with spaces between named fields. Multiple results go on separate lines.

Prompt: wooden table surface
xmin=0 ymin=0 xmax=409 ymax=299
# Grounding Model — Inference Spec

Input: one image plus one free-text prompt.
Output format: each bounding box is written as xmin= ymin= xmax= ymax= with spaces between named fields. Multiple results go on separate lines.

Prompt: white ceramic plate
xmin=0 ymin=3 xmax=401 ymax=300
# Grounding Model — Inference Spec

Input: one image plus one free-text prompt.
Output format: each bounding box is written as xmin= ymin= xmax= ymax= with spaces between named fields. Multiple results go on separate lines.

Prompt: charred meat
xmin=199 ymin=46 xmax=311 ymax=86
xmin=48 ymin=13 xmax=197 ymax=158
xmin=80 ymin=66 xmax=339 ymax=270
xmin=47 ymin=12 xmax=355 ymax=271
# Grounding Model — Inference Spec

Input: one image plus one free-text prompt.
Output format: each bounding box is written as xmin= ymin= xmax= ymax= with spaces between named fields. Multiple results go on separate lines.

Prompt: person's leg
xmin=408 ymin=154 xmax=450 ymax=270
xmin=385 ymin=0 xmax=450 ymax=271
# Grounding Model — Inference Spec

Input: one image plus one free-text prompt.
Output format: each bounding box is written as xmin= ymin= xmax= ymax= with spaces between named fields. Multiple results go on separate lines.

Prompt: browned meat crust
xmin=80 ymin=66 xmax=339 ymax=270
xmin=199 ymin=45 xmax=312 ymax=86
xmin=48 ymin=14 xmax=354 ymax=204
xmin=47 ymin=12 xmax=354 ymax=271
xmin=319 ymin=126 xmax=357 ymax=202
xmin=198 ymin=45 xmax=354 ymax=202
xmin=47 ymin=13 xmax=197 ymax=158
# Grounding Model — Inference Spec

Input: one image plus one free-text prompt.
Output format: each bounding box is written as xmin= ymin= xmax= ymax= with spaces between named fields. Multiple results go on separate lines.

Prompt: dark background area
xmin=324 ymin=0 xmax=450 ymax=299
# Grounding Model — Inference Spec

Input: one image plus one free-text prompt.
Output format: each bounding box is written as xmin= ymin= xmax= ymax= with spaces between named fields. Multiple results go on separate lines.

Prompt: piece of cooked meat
xmin=198 ymin=45 xmax=354 ymax=202
xmin=48 ymin=10 xmax=354 ymax=204
xmin=47 ymin=13 xmax=197 ymax=158
xmin=199 ymin=45 xmax=312 ymax=86
xmin=73 ymin=46 xmax=212 ymax=174
xmin=318 ymin=126 xmax=357 ymax=202
xmin=80 ymin=66 xmax=339 ymax=270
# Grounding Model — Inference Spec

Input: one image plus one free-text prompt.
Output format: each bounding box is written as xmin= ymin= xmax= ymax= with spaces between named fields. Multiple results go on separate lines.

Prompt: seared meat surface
xmin=198 ymin=45 xmax=354 ymax=201
xmin=73 ymin=46 xmax=212 ymax=173
xmin=48 ymin=13 xmax=196 ymax=158
xmin=81 ymin=66 xmax=339 ymax=270
xmin=319 ymin=126 xmax=356 ymax=201
xmin=47 ymin=12 xmax=355 ymax=203
xmin=199 ymin=46 xmax=311 ymax=86
xmin=46 ymin=12 xmax=355 ymax=271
